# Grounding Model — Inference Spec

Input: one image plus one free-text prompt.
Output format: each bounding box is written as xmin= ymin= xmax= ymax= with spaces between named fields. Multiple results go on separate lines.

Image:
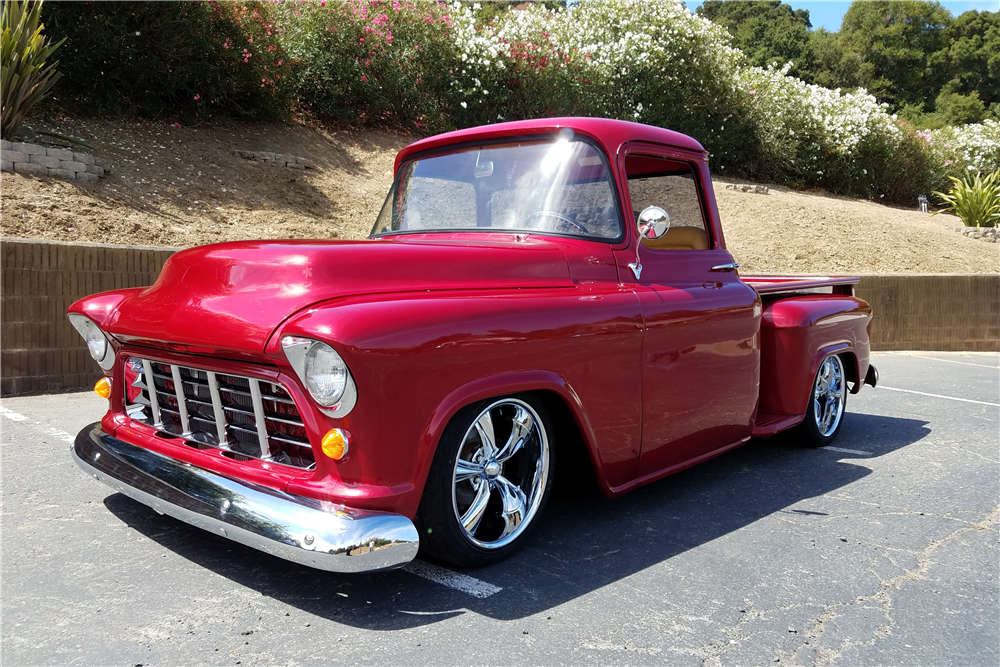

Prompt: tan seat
xmin=642 ymin=226 xmax=709 ymax=250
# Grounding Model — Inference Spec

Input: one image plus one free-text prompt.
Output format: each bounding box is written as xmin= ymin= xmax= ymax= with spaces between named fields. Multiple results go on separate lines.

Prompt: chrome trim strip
xmin=225 ymin=423 xmax=308 ymax=448
xmin=141 ymin=360 xmax=163 ymax=427
xmin=248 ymin=379 xmax=271 ymax=460
xmin=170 ymin=364 xmax=192 ymax=436
xmin=72 ymin=424 xmax=419 ymax=573
xmin=206 ymin=371 xmax=228 ymax=447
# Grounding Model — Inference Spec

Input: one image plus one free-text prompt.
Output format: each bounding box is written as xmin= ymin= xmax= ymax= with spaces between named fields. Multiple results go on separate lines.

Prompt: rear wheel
xmin=794 ymin=354 xmax=847 ymax=447
xmin=417 ymin=395 xmax=553 ymax=567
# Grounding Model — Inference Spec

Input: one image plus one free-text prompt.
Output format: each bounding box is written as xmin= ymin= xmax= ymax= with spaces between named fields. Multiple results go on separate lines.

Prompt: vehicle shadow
xmin=103 ymin=411 xmax=930 ymax=629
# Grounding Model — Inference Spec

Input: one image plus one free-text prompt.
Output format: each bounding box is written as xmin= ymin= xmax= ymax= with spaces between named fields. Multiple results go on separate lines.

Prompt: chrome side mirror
xmin=637 ymin=206 xmax=670 ymax=240
xmin=628 ymin=206 xmax=670 ymax=280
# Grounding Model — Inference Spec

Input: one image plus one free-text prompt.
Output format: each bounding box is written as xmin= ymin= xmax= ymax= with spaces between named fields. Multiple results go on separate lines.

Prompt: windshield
xmin=370 ymin=134 xmax=623 ymax=241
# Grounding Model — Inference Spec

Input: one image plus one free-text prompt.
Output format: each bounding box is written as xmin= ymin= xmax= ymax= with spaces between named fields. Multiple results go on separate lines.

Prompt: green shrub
xmin=41 ymin=1 xmax=288 ymax=120
xmin=933 ymin=170 xmax=1000 ymax=227
xmin=1 ymin=0 xmax=63 ymax=140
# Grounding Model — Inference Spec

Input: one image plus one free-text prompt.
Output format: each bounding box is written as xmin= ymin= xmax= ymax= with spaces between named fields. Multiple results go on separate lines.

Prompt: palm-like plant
xmin=1 ymin=0 xmax=64 ymax=141
xmin=932 ymin=170 xmax=1000 ymax=228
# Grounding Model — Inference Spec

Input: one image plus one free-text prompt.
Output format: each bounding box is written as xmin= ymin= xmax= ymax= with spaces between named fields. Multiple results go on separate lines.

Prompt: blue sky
xmin=685 ymin=1 xmax=999 ymax=32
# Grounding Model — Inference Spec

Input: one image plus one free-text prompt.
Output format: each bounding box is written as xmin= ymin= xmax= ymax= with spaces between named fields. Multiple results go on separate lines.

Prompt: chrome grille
xmin=124 ymin=357 xmax=315 ymax=469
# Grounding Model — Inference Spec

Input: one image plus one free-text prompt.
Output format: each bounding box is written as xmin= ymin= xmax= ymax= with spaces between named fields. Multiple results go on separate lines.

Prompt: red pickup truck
xmin=69 ymin=118 xmax=878 ymax=572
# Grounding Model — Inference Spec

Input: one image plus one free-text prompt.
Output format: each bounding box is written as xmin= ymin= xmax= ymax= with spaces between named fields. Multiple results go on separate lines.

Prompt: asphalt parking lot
xmin=2 ymin=351 xmax=998 ymax=666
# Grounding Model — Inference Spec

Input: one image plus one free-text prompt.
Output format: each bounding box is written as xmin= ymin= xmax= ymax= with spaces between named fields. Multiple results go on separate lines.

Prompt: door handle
xmin=710 ymin=262 xmax=741 ymax=272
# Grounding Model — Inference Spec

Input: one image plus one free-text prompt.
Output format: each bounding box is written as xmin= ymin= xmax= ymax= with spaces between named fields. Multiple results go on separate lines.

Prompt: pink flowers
xmin=321 ymin=0 xmax=326 ymax=5
xmin=194 ymin=94 xmax=201 ymax=100
xmin=361 ymin=75 xmax=368 ymax=82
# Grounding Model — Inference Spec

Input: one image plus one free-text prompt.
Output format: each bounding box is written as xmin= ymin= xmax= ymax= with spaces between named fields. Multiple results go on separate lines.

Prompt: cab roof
xmin=394 ymin=117 xmax=706 ymax=173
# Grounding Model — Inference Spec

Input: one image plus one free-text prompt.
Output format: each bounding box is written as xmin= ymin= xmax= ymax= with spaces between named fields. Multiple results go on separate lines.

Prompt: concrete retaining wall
xmin=0 ymin=237 xmax=996 ymax=396
xmin=1 ymin=238 xmax=177 ymax=396
xmin=856 ymin=274 xmax=999 ymax=352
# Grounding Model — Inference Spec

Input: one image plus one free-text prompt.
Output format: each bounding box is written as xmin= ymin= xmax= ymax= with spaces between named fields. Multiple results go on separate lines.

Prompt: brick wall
xmin=1 ymin=238 xmax=178 ymax=395
xmin=0 ymin=237 xmax=997 ymax=396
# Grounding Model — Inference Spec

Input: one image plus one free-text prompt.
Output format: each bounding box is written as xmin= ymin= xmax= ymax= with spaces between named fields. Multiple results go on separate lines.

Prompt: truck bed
xmin=742 ymin=275 xmax=860 ymax=296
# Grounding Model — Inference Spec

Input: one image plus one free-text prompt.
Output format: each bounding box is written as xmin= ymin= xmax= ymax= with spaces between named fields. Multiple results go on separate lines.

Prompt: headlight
xmin=304 ymin=342 xmax=347 ymax=406
xmin=68 ymin=314 xmax=115 ymax=371
xmin=282 ymin=336 xmax=357 ymax=416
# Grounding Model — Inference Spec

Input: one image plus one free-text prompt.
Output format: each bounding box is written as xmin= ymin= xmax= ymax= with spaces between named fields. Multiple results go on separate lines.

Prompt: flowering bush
xmin=930 ymin=120 xmax=1000 ymax=176
xmin=38 ymin=0 xmax=997 ymax=206
xmin=43 ymin=1 xmax=288 ymax=120
xmin=279 ymin=0 xmax=459 ymax=129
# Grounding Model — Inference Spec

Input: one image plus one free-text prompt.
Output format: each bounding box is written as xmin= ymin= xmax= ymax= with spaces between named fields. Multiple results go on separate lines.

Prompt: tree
xmin=929 ymin=10 xmax=1000 ymax=116
xmin=697 ymin=1 xmax=813 ymax=77
xmin=837 ymin=0 xmax=952 ymax=108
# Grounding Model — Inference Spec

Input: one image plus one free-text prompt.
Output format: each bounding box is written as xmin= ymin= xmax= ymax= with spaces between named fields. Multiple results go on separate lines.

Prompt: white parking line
xmin=879 ymin=386 xmax=1000 ymax=407
xmin=0 ymin=405 xmax=77 ymax=443
xmin=0 ymin=406 xmax=28 ymax=421
xmin=889 ymin=353 xmax=999 ymax=370
xmin=823 ymin=446 xmax=872 ymax=456
xmin=404 ymin=560 xmax=502 ymax=599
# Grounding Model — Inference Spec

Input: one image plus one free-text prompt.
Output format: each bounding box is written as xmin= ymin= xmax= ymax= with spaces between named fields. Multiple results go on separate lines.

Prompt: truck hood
xmin=108 ymin=238 xmax=574 ymax=354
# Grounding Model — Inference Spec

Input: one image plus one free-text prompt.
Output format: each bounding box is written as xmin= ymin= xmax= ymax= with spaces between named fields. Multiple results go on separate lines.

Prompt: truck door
xmin=613 ymin=148 xmax=760 ymax=480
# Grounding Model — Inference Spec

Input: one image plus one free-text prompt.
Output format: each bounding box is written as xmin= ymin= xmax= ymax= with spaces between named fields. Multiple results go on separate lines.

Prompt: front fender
xmin=413 ymin=370 xmax=616 ymax=503
xmin=270 ymin=286 xmax=645 ymax=518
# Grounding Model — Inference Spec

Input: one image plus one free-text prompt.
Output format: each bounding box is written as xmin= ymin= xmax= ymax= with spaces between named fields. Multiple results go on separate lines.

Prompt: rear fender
xmin=759 ymin=295 xmax=872 ymax=417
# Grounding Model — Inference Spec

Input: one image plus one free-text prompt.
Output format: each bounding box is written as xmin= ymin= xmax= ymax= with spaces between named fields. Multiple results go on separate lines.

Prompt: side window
xmin=625 ymin=155 xmax=710 ymax=250
xmin=398 ymin=174 xmax=476 ymax=230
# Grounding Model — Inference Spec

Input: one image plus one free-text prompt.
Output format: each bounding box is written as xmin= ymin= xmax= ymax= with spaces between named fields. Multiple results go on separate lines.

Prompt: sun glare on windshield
xmin=371 ymin=137 xmax=623 ymax=241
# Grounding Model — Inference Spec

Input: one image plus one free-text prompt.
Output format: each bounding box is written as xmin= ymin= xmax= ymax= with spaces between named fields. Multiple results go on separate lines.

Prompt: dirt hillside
xmin=2 ymin=115 xmax=997 ymax=275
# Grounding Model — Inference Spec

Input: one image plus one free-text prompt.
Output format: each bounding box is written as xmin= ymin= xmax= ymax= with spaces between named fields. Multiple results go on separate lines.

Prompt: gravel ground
xmin=1 ymin=114 xmax=997 ymax=274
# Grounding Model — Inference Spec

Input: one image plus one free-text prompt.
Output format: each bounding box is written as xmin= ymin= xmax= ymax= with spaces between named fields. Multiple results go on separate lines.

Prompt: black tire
xmin=416 ymin=394 xmax=554 ymax=567
xmin=793 ymin=354 xmax=848 ymax=448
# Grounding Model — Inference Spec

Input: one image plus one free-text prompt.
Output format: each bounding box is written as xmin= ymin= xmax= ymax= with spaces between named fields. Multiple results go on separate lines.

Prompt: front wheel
xmin=794 ymin=354 xmax=848 ymax=447
xmin=416 ymin=395 xmax=553 ymax=567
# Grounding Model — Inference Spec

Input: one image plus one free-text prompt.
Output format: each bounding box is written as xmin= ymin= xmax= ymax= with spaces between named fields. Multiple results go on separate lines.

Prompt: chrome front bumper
xmin=73 ymin=423 xmax=419 ymax=573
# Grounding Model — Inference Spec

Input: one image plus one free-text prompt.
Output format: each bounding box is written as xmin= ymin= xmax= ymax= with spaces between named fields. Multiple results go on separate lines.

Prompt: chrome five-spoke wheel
xmin=452 ymin=399 xmax=549 ymax=549
xmin=794 ymin=354 xmax=848 ymax=447
xmin=813 ymin=355 xmax=845 ymax=437
xmin=417 ymin=395 xmax=554 ymax=566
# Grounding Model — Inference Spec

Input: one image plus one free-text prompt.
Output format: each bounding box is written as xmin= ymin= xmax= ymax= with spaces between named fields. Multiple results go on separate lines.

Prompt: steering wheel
xmin=525 ymin=210 xmax=591 ymax=235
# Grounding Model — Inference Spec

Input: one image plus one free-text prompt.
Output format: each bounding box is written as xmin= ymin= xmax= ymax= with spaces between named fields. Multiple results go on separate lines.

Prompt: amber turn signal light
xmin=321 ymin=428 xmax=350 ymax=460
xmin=94 ymin=376 xmax=112 ymax=399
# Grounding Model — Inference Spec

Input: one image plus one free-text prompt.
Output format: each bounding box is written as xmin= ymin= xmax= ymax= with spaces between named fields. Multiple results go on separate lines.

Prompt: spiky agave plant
xmin=1 ymin=0 xmax=64 ymax=141
xmin=933 ymin=170 xmax=1000 ymax=228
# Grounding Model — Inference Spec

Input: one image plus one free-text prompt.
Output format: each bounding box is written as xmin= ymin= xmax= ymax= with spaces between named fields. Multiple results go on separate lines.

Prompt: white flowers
xmin=931 ymin=120 xmax=1000 ymax=174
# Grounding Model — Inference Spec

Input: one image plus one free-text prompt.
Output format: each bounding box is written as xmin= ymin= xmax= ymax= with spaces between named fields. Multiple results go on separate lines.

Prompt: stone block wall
xmin=1 ymin=139 xmax=108 ymax=181
xmin=1 ymin=238 xmax=177 ymax=395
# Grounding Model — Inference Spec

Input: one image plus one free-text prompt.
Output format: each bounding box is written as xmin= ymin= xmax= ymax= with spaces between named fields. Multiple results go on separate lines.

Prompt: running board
xmin=752 ymin=413 xmax=805 ymax=438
